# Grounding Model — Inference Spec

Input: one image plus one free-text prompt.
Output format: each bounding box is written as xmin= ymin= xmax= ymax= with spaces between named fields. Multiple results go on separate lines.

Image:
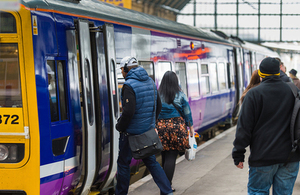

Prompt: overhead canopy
xmin=146 ymin=0 xmax=191 ymax=12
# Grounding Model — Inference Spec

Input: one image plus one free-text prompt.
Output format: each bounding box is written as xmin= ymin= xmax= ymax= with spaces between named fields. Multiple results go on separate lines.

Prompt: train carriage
xmin=0 ymin=0 xmax=278 ymax=194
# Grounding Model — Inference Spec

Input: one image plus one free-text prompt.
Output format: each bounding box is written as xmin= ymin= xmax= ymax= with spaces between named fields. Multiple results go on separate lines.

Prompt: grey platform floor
xmin=128 ymin=126 xmax=300 ymax=195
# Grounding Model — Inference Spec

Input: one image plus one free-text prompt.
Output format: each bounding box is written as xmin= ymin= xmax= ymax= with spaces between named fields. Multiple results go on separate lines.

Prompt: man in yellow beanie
xmin=232 ymin=57 xmax=300 ymax=194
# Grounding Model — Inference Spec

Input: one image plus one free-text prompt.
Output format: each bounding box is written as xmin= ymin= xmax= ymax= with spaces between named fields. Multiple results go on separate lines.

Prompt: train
xmin=0 ymin=0 xmax=278 ymax=194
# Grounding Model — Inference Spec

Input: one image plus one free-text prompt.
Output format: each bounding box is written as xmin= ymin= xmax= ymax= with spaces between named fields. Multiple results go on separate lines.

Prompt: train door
xmin=94 ymin=23 xmax=119 ymax=192
xmin=68 ymin=21 xmax=119 ymax=194
xmin=75 ymin=19 xmax=97 ymax=195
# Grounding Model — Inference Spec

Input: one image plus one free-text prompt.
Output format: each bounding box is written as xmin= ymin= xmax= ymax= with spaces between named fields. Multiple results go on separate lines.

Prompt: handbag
xmin=185 ymin=135 xmax=197 ymax=161
xmin=128 ymin=128 xmax=163 ymax=159
xmin=128 ymin=80 xmax=163 ymax=160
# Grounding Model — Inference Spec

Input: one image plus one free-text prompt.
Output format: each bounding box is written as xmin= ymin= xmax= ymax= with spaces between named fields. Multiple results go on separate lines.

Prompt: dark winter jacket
xmin=280 ymin=70 xmax=291 ymax=82
xmin=116 ymin=66 xmax=160 ymax=135
xmin=232 ymin=76 xmax=300 ymax=167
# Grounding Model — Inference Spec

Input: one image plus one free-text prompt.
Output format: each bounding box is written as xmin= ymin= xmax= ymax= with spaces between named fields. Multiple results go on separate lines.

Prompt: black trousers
xmin=161 ymin=150 xmax=179 ymax=185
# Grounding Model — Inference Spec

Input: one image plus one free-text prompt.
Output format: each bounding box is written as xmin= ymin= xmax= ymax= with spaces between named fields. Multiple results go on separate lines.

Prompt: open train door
xmin=75 ymin=19 xmax=97 ymax=195
xmin=96 ymin=23 xmax=119 ymax=192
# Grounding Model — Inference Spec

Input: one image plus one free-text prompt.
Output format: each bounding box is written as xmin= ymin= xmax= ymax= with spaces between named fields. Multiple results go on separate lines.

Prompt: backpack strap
xmin=284 ymin=82 xmax=300 ymax=166
xmin=287 ymin=82 xmax=300 ymax=144
xmin=287 ymin=82 xmax=299 ymax=98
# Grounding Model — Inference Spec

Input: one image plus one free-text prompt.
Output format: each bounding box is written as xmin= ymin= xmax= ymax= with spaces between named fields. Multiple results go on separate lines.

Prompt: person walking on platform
xmin=232 ymin=57 xmax=300 ymax=195
xmin=115 ymin=56 xmax=173 ymax=195
xmin=289 ymin=69 xmax=300 ymax=89
xmin=156 ymin=71 xmax=194 ymax=192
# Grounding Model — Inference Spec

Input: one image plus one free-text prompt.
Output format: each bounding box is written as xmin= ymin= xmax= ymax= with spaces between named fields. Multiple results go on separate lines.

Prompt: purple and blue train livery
xmin=0 ymin=0 xmax=278 ymax=194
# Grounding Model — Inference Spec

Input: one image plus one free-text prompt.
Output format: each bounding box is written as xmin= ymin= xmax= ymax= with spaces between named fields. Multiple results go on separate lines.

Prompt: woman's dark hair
xmin=158 ymin=71 xmax=181 ymax=104
xmin=239 ymin=69 xmax=260 ymax=104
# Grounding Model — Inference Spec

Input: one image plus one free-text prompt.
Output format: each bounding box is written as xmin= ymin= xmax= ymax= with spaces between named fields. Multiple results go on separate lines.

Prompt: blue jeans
xmin=115 ymin=132 xmax=173 ymax=195
xmin=248 ymin=162 xmax=299 ymax=195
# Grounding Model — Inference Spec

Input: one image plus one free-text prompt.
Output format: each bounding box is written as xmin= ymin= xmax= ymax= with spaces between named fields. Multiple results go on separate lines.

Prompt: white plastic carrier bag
xmin=185 ymin=135 xmax=197 ymax=161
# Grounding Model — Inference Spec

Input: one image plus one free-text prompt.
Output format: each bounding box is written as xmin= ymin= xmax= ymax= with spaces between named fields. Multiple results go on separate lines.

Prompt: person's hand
xmin=155 ymin=128 xmax=158 ymax=134
xmin=236 ymin=162 xmax=244 ymax=169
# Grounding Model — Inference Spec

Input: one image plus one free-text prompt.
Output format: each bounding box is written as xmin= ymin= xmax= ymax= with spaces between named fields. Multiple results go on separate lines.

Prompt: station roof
xmin=145 ymin=0 xmax=190 ymax=12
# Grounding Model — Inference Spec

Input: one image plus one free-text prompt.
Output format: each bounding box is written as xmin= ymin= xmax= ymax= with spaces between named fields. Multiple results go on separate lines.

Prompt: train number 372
xmin=0 ymin=115 xmax=19 ymax=125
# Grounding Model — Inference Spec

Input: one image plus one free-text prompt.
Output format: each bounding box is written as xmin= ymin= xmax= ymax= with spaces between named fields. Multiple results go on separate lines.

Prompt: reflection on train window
xmin=252 ymin=53 xmax=257 ymax=70
xmin=57 ymin=61 xmax=68 ymax=121
xmin=47 ymin=60 xmax=59 ymax=122
xmin=0 ymin=43 xmax=22 ymax=107
xmin=0 ymin=11 xmax=17 ymax=33
xmin=229 ymin=63 xmax=235 ymax=89
xmin=218 ymin=63 xmax=226 ymax=90
xmin=139 ymin=61 xmax=154 ymax=80
xmin=200 ymin=64 xmax=210 ymax=96
xmin=111 ymin=60 xmax=118 ymax=118
xmin=210 ymin=63 xmax=219 ymax=92
xmin=175 ymin=62 xmax=187 ymax=96
xmin=187 ymin=62 xmax=199 ymax=98
xmin=244 ymin=53 xmax=251 ymax=86
xmin=47 ymin=60 xmax=69 ymax=122
xmin=84 ymin=59 xmax=94 ymax=125
xmin=157 ymin=61 xmax=172 ymax=85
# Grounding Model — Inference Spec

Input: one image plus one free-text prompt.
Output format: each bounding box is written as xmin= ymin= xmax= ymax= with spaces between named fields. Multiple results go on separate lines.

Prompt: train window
xmin=200 ymin=64 xmax=210 ymax=96
xmin=157 ymin=61 xmax=172 ymax=85
xmin=244 ymin=53 xmax=251 ymax=87
xmin=218 ymin=63 xmax=227 ymax=90
xmin=0 ymin=11 xmax=17 ymax=33
xmin=186 ymin=62 xmax=200 ymax=98
xmin=175 ymin=62 xmax=187 ymax=96
xmin=84 ymin=59 xmax=94 ymax=125
xmin=0 ymin=43 xmax=22 ymax=107
xmin=47 ymin=60 xmax=59 ymax=122
xmin=139 ymin=61 xmax=154 ymax=80
xmin=57 ymin=61 xmax=68 ymax=121
xmin=110 ymin=59 xmax=118 ymax=118
xmin=210 ymin=63 xmax=219 ymax=92
xmin=201 ymin=64 xmax=209 ymax=74
xmin=47 ymin=60 xmax=69 ymax=122
xmin=228 ymin=62 xmax=235 ymax=89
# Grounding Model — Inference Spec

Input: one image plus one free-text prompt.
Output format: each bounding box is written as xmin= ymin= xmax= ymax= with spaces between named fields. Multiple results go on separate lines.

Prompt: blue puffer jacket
xmin=122 ymin=66 xmax=157 ymax=135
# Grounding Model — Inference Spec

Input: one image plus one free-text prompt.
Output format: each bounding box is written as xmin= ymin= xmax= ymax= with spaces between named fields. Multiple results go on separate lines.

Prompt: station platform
xmin=128 ymin=126 xmax=300 ymax=195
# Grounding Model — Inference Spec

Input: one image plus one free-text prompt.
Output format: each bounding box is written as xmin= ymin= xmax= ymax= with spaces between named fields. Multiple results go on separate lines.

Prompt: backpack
xmin=287 ymin=82 xmax=300 ymax=155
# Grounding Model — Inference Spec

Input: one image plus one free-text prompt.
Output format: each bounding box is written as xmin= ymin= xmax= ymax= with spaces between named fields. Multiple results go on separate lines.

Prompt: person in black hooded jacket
xmin=232 ymin=57 xmax=300 ymax=195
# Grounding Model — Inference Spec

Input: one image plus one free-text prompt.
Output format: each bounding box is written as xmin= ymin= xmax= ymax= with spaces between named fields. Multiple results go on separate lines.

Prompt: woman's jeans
xmin=248 ymin=162 xmax=299 ymax=195
xmin=115 ymin=132 xmax=173 ymax=195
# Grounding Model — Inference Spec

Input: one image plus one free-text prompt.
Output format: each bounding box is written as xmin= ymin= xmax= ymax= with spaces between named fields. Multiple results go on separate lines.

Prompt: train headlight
xmin=0 ymin=144 xmax=9 ymax=161
xmin=0 ymin=143 xmax=24 ymax=163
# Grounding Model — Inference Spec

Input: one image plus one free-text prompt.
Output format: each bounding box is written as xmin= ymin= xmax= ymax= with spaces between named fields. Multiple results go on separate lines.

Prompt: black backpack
xmin=287 ymin=82 xmax=300 ymax=156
